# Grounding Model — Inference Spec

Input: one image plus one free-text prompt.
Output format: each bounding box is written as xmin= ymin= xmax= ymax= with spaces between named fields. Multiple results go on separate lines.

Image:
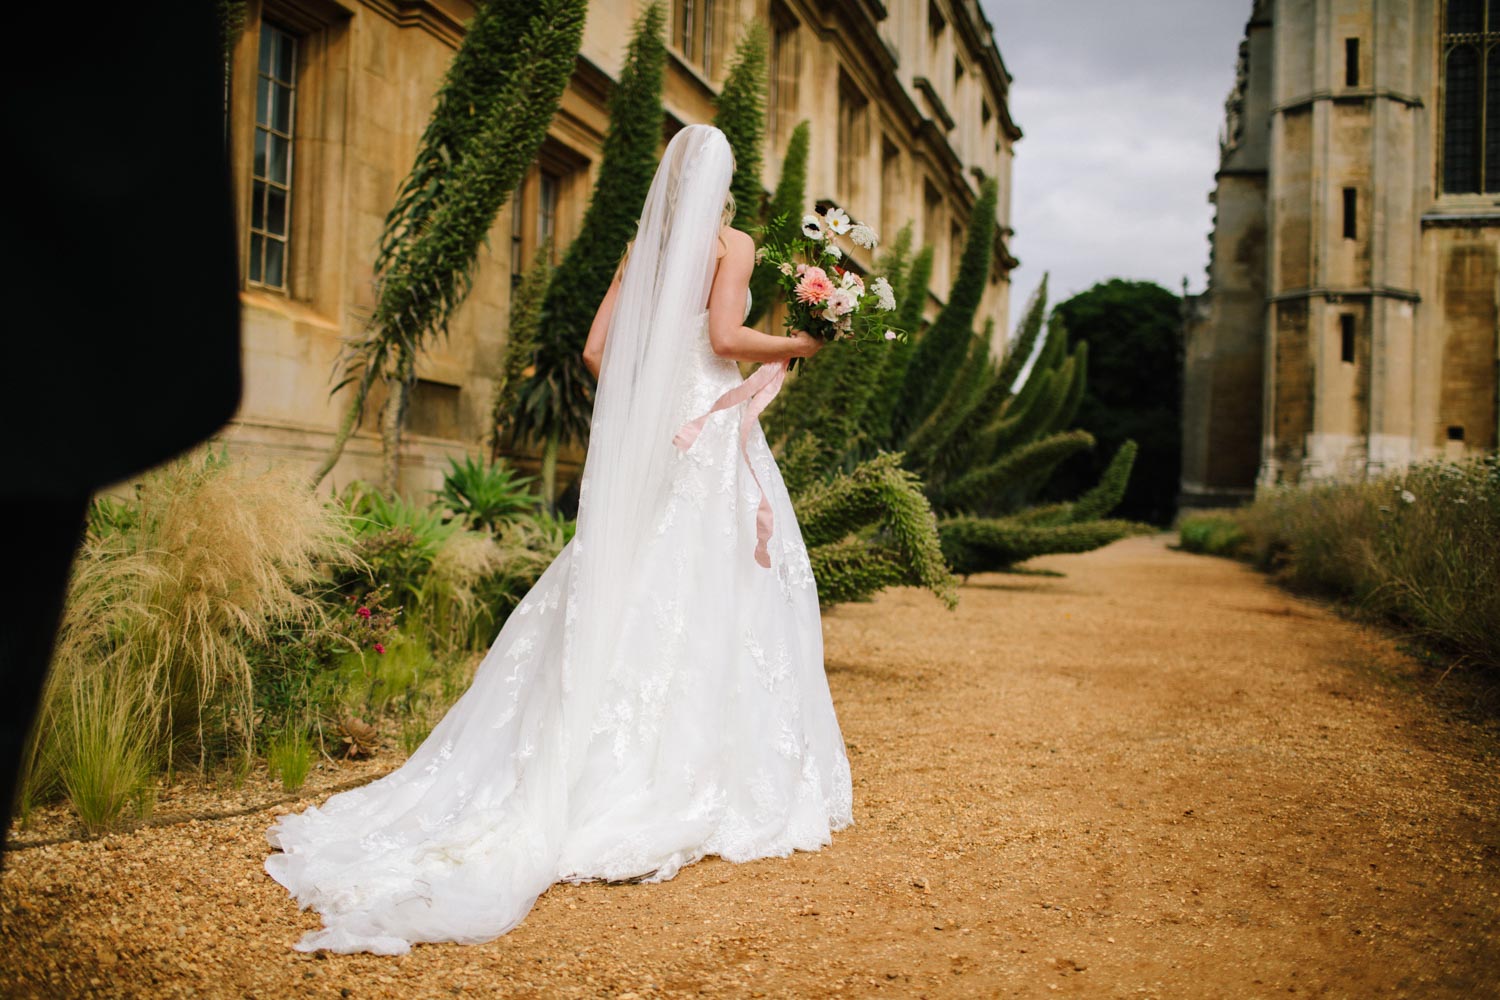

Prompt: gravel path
xmin=3 ymin=535 xmax=1497 ymax=998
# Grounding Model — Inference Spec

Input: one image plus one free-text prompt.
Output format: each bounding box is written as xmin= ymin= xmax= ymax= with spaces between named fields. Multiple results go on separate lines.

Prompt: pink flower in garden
xmin=357 ymin=606 xmax=372 ymax=619
xmin=373 ymin=643 xmax=386 ymax=655
xmin=794 ymin=267 xmax=834 ymax=305
xmin=884 ymin=330 xmax=897 ymax=340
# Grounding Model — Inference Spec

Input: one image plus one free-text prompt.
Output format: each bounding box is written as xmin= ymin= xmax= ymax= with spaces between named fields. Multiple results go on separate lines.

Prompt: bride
xmin=264 ymin=123 xmax=853 ymax=954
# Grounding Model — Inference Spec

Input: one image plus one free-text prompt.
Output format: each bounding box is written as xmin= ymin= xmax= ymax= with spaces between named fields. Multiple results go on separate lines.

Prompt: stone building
xmin=1181 ymin=0 xmax=1499 ymax=509
xmin=218 ymin=0 xmax=1020 ymax=498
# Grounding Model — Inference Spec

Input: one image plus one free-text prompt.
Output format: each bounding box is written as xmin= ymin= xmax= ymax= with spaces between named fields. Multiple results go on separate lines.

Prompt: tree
xmin=1046 ymin=279 xmax=1184 ymax=525
xmin=511 ymin=1 xmax=668 ymax=509
xmin=312 ymin=0 xmax=587 ymax=489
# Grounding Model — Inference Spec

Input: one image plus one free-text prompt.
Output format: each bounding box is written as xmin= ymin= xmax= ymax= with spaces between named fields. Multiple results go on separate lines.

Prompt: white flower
xmin=883 ymin=329 xmax=897 ymax=340
xmin=840 ymin=270 xmax=865 ymax=294
xmin=823 ymin=207 xmax=851 ymax=235
xmin=777 ymin=261 xmax=794 ymax=276
xmin=824 ymin=289 xmax=855 ymax=318
xmin=754 ymin=246 xmax=767 ymax=263
xmin=800 ymin=214 xmax=826 ymax=240
xmin=870 ymin=276 xmax=896 ymax=311
xmin=848 ymin=224 xmax=879 ymax=249
xmin=1400 ymin=489 xmax=1416 ymax=504
xmin=826 ymin=244 xmax=843 ymax=260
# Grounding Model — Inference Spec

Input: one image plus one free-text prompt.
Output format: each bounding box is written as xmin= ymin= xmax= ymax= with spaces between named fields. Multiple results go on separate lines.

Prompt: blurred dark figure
xmin=1 ymin=3 xmax=242 ymax=857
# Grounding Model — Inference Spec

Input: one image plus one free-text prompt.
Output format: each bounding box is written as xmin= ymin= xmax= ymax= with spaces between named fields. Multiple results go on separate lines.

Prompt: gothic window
xmin=836 ymin=69 xmax=870 ymax=207
xmin=1440 ymin=0 xmax=1499 ymax=193
xmin=1345 ymin=38 xmax=1360 ymax=86
xmin=538 ymin=171 xmax=559 ymax=262
xmin=248 ymin=21 xmax=297 ymax=290
xmin=1339 ymin=314 xmax=1356 ymax=364
xmin=768 ymin=2 xmax=800 ymax=151
xmin=881 ymin=138 xmax=903 ymax=238
xmin=674 ymin=0 xmax=717 ymax=77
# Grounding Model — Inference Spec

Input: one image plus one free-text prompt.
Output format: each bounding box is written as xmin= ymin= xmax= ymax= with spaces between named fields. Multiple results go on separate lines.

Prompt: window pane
xmin=252 ymin=180 xmax=266 ymax=230
xmin=269 ymin=134 xmax=290 ymax=184
xmin=276 ymin=32 xmax=295 ymax=83
xmin=1448 ymin=0 xmax=1482 ymax=33
xmin=266 ymin=185 xmax=287 ymax=236
xmin=1487 ymin=48 xmax=1499 ymax=192
xmin=273 ymin=84 xmax=292 ymax=134
xmin=257 ymin=27 xmax=274 ymax=75
xmin=264 ymin=237 xmax=285 ymax=288
xmin=256 ymin=76 xmax=271 ymax=128
xmin=253 ymin=129 xmax=267 ymax=179
xmin=1443 ymin=45 xmax=1480 ymax=193
xmin=249 ymin=232 xmax=264 ymax=282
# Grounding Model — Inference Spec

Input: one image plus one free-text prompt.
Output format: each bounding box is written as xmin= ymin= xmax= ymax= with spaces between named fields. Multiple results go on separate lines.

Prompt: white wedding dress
xmin=265 ymin=128 xmax=853 ymax=954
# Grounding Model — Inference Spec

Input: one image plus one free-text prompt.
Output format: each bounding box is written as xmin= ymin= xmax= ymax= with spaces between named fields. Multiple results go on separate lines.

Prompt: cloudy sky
xmin=978 ymin=0 xmax=1253 ymax=306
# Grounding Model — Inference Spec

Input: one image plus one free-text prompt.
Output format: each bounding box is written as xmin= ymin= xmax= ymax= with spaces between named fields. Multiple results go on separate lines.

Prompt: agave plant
xmin=434 ymin=454 xmax=541 ymax=533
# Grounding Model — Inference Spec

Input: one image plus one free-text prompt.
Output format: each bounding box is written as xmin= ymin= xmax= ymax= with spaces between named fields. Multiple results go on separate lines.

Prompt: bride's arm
xmin=708 ymin=229 xmax=821 ymax=365
xmin=581 ymin=265 xmax=622 ymax=380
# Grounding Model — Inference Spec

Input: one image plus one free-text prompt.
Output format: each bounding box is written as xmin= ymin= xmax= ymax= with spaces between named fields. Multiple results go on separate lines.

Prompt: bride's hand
xmin=788 ymin=330 xmax=823 ymax=359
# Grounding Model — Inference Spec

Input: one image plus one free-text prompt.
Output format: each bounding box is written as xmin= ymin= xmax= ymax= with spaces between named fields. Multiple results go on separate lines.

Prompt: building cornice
xmin=1419 ymin=211 xmax=1500 ymax=228
xmin=359 ymin=0 xmax=470 ymax=47
xmin=912 ymin=77 xmax=956 ymax=131
xmin=1272 ymin=87 xmax=1424 ymax=115
xmin=1269 ymin=285 xmax=1421 ymax=304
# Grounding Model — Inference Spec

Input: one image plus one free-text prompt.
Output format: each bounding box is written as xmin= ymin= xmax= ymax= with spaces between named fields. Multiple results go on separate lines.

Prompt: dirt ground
xmin=3 ymin=535 xmax=1497 ymax=999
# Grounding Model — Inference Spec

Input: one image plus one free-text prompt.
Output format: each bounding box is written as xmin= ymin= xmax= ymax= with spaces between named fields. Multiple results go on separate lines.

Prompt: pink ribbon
xmin=672 ymin=359 xmax=789 ymax=568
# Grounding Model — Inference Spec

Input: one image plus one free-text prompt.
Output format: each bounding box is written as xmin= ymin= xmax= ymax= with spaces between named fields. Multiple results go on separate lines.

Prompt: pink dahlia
xmin=794 ymin=267 xmax=834 ymax=305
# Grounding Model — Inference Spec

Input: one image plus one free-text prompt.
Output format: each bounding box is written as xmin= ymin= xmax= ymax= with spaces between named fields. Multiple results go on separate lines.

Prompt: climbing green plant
xmin=747 ymin=120 xmax=809 ymax=325
xmin=713 ymin=22 xmax=769 ymax=233
xmin=512 ymin=0 xmax=667 ymax=508
xmin=312 ymin=0 xmax=587 ymax=489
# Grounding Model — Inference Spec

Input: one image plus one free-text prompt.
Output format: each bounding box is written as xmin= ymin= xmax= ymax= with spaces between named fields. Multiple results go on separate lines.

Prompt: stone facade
xmin=1181 ymin=0 xmax=1499 ymax=509
xmin=217 ymin=0 xmax=1019 ymax=499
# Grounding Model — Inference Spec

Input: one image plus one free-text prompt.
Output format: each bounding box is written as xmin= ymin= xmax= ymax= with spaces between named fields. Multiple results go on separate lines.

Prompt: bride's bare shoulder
xmin=716 ymin=226 xmax=755 ymax=259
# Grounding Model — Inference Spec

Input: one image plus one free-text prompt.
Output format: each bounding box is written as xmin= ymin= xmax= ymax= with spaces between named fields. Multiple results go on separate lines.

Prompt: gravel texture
xmin=3 ymin=534 xmax=1497 ymax=998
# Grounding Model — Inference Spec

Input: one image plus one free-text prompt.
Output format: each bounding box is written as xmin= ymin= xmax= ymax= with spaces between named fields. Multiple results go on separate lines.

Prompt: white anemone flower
xmin=823 ymin=207 xmax=852 ymax=235
xmin=801 ymin=214 xmax=826 ymax=240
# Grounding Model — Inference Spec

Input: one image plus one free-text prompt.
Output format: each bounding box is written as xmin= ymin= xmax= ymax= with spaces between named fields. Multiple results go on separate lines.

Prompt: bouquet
xmin=757 ymin=206 xmax=907 ymax=372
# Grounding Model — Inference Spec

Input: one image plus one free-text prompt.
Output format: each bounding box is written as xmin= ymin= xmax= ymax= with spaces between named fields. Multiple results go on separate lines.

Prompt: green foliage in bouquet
xmin=756 ymin=205 xmax=906 ymax=373
xmin=713 ymin=22 xmax=769 ymax=233
xmin=513 ymin=0 xmax=667 ymax=506
xmin=312 ymin=0 xmax=587 ymax=487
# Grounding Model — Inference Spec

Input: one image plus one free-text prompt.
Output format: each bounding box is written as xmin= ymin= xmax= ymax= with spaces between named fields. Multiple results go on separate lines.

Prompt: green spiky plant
xmin=490 ymin=240 xmax=553 ymax=458
xmin=312 ymin=0 xmax=587 ymax=489
xmin=863 ymin=240 xmax=933 ymax=448
xmin=713 ymin=22 xmax=769 ymax=233
xmin=768 ymin=181 xmax=1147 ymax=588
xmin=511 ymin=1 xmax=667 ymax=509
xmin=747 ymin=120 xmax=810 ymax=325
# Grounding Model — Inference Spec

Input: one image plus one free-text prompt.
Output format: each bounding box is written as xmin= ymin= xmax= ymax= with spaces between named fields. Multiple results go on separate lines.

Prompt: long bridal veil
xmin=266 ymin=125 xmax=844 ymax=955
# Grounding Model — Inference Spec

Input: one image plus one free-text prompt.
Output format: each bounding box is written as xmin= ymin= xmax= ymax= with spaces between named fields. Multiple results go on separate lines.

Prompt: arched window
xmin=1440 ymin=0 xmax=1498 ymax=193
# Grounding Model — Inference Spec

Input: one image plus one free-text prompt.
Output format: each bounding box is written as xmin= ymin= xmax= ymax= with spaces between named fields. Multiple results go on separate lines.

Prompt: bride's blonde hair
xmin=616 ymin=148 xmax=737 ymax=276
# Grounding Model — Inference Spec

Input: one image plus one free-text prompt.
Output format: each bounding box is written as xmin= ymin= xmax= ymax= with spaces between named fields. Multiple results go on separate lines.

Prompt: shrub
xmin=1185 ymin=456 xmax=1500 ymax=671
xmin=434 ymin=454 xmax=541 ymax=533
xmin=1177 ymin=511 xmax=1248 ymax=557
